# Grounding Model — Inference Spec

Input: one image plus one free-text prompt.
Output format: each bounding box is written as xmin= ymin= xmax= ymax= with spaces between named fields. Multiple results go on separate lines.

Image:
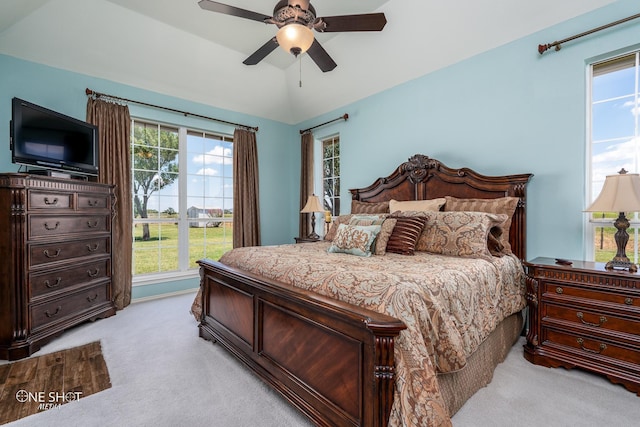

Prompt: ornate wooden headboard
xmin=349 ymin=154 xmax=533 ymax=260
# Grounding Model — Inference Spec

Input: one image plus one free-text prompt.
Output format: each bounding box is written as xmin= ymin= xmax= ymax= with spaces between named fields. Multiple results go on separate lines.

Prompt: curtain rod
xmin=538 ymin=12 xmax=640 ymax=54
xmin=85 ymin=88 xmax=259 ymax=132
xmin=300 ymin=113 xmax=348 ymax=135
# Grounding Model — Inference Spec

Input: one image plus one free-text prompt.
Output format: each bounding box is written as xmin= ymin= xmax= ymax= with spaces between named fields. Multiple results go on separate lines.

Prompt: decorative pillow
xmin=389 ymin=198 xmax=446 ymax=213
xmin=348 ymin=214 xmax=386 ymax=226
xmin=374 ymin=218 xmax=397 ymax=255
xmin=327 ymin=224 xmax=381 ymax=257
xmin=385 ymin=216 xmax=428 ymax=255
xmin=351 ymin=200 xmax=389 ymax=214
xmin=414 ymin=211 xmax=508 ymax=259
xmin=324 ymin=215 xmax=352 ymax=241
xmin=443 ymin=196 xmax=519 ymax=253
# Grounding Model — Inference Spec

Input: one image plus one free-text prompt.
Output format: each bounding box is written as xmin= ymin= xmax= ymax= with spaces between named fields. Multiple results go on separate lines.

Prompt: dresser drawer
xmin=78 ymin=193 xmax=110 ymax=210
xmin=542 ymin=281 xmax=639 ymax=310
xmin=30 ymin=283 xmax=110 ymax=331
xmin=28 ymin=214 xmax=110 ymax=239
xmin=28 ymin=191 xmax=73 ymax=210
xmin=29 ymin=237 xmax=110 ymax=267
xmin=544 ymin=328 xmax=640 ymax=367
xmin=29 ymin=258 xmax=111 ymax=300
xmin=543 ymin=303 xmax=640 ymax=344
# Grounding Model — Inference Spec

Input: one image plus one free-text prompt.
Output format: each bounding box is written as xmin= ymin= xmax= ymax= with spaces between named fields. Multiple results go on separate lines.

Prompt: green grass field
xmin=132 ymin=222 xmax=233 ymax=275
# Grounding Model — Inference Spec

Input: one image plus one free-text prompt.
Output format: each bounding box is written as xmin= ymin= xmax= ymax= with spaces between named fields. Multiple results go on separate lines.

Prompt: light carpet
xmin=0 ymin=292 xmax=637 ymax=426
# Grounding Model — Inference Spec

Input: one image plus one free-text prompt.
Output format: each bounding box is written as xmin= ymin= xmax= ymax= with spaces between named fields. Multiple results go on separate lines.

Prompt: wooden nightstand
xmin=524 ymin=257 xmax=640 ymax=395
xmin=294 ymin=237 xmax=322 ymax=243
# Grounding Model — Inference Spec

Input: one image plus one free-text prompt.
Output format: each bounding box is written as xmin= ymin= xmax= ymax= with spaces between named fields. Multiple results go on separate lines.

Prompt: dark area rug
xmin=0 ymin=341 xmax=111 ymax=425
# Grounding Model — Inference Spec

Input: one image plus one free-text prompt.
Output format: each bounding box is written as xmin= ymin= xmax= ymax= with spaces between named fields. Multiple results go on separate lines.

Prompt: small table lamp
xmin=585 ymin=169 xmax=640 ymax=272
xmin=301 ymin=194 xmax=324 ymax=240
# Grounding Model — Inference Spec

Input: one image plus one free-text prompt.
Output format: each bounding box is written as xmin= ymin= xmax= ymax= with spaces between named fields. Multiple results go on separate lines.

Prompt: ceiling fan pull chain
xmin=299 ymin=55 xmax=303 ymax=88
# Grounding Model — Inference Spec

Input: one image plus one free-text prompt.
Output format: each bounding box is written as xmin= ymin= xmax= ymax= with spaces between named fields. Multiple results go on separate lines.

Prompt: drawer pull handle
xmin=625 ymin=297 xmax=634 ymax=305
xmin=87 ymin=268 xmax=100 ymax=277
xmin=576 ymin=312 xmax=607 ymax=327
xmin=86 ymin=243 xmax=100 ymax=252
xmin=577 ymin=338 xmax=607 ymax=354
xmin=43 ymin=249 xmax=61 ymax=258
xmin=87 ymin=200 xmax=100 ymax=207
xmin=44 ymin=221 xmax=60 ymax=231
xmin=45 ymin=306 xmax=62 ymax=318
xmin=87 ymin=293 xmax=99 ymax=303
xmin=87 ymin=220 xmax=99 ymax=228
xmin=555 ymin=287 xmax=563 ymax=294
xmin=44 ymin=197 xmax=58 ymax=206
xmin=44 ymin=277 xmax=62 ymax=288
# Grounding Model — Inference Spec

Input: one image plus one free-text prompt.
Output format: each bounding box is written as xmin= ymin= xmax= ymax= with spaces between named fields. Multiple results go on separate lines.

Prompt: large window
xmin=587 ymin=51 xmax=640 ymax=262
xmin=322 ymin=136 xmax=340 ymax=216
xmin=131 ymin=120 xmax=233 ymax=277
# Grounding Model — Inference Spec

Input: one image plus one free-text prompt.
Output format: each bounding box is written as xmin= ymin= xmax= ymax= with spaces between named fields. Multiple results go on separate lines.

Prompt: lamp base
xmin=605 ymin=258 xmax=638 ymax=273
xmin=305 ymin=232 xmax=320 ymax=240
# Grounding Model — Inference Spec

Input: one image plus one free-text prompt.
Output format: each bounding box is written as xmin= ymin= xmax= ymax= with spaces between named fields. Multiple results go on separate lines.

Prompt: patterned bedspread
xmin=218 ymin=241 xmax=526 ymax=427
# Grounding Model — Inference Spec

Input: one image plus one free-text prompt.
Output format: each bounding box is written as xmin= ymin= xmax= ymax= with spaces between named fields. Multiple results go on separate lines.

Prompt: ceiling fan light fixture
xmin=276 ymin=23 xmax=314 ymax=56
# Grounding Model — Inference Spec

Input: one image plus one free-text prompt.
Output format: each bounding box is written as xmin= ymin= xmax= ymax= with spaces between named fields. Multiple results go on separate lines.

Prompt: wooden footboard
xmin=197 ymin=259 xmax=406 ymax=427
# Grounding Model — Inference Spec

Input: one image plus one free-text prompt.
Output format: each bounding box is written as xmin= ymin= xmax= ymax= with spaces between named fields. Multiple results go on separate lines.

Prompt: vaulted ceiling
xmin=0 ymin=0 xmax=616 ymax=124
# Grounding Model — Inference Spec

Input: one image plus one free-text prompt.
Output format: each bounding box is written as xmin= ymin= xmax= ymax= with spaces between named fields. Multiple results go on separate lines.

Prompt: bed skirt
xmin=437 ymin=310 xmax=524 ymax=417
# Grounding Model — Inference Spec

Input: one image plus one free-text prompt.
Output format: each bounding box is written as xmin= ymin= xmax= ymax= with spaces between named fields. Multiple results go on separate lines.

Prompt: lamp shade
xmin=586 ymin=171 xmax=640 ymax=212
xmin=301 ymin=194 xmax=323 ymax=213
xmin=276 ymin=23 xmax=314 ymax=56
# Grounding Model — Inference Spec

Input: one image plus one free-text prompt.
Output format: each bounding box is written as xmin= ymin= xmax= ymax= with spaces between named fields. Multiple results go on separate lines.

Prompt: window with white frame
xmin=131 ymin=119 xmax=233 ymax=277
xmin=322 ymin=135 xmax=340 ymax=216
xmin=587 ymin=51 xmax=640 ymax=262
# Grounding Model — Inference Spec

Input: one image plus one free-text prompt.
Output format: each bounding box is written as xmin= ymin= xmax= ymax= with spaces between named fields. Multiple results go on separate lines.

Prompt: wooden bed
xmin=196 ymin=154 xmax=532 ymax=427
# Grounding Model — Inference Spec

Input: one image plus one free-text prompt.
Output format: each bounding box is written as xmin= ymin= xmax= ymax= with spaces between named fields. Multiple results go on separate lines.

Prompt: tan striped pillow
xmin=385 ymin=216 xmax=427 ymax=255
xmin=443 ymin=196 xmax=518 ymax=253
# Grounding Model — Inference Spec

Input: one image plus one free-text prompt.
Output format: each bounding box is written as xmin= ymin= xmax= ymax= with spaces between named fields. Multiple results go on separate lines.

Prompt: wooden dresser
xmin=524 ymin=257 xmax=640 ymax=395
xmin=0 ymin=173 xmax=116 ymax=360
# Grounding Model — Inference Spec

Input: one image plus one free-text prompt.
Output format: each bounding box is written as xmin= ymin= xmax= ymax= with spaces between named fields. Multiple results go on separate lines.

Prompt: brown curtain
xmin=299 ymin=131 xmax=314 ymax=237
xmin=86 ymin=98 xmax=132 ymax=310
xmin=233 ymin=128 xmax=261 ymax=248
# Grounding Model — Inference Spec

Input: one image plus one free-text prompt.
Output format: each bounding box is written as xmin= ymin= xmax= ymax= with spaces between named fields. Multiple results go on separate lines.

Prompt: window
xmin=131 ymin=120 xmax=233 ymax=277
xmin=587 ymin=51 xmax=640 ymax=262
xmin=322 ymin=136 xmax=340 ymax=216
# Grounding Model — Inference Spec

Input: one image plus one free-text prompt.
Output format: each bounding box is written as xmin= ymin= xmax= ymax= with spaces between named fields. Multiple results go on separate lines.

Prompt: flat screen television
xmin=10 ymin=97 xmax=99 ymax=177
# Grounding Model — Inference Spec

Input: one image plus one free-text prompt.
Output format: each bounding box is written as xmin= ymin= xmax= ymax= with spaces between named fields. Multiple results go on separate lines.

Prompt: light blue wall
xmin=299 ymin=0 xmax=640 ymax=261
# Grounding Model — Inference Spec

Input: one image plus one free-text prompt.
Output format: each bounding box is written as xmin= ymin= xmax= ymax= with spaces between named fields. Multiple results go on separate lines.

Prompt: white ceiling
xmin=0 ymin=0 xmax=617 ymax=124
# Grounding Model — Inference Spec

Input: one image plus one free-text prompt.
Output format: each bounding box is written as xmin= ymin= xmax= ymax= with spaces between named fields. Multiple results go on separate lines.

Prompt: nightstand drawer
xmin=541 ymin=281 xmax=639 ymax=310
xmin=543 ymin=303 xmax=640 ymax=343
xmin=544 ymin=328 xmax=640 ymax=366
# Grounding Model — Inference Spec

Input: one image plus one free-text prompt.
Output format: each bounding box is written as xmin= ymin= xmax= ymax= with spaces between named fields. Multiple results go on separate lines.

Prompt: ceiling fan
xmin=198 ymin=0 xmax=387 ymax=72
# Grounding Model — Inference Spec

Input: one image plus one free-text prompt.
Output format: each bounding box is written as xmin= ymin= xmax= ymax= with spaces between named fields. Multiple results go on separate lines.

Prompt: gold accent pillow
xmin=351 ymin=200 xmax=389 ymax=214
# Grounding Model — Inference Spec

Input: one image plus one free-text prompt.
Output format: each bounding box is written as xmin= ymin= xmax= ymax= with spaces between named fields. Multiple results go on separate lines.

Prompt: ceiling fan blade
xmin=316 ymin=13 xmax=387 ymax=32
xmin=198 ymin=0 xmax=271 ymax=23
xmin=243 ymin=37 xmax=279 ymax=65
xmin=306 ymin=39 xmax=337 ymax=72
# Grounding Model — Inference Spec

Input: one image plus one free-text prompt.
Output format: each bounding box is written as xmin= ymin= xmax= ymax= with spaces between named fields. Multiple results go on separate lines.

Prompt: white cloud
xmin=196 ymin=168 xmax=218 ymax=176
xmin=191 ymin=146 xmax=232 ymax=165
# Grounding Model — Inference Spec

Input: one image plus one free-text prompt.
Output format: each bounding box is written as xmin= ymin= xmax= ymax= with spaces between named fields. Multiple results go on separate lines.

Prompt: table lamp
xmin=301 ymin=194 xmax=323 ymax=240
xmin=585 ymin=169 xmax=640 ymax=272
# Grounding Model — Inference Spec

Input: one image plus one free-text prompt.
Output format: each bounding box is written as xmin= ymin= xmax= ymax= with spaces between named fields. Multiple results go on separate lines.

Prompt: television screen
xmin=10 ymin=98 xmax=99 ymax=176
